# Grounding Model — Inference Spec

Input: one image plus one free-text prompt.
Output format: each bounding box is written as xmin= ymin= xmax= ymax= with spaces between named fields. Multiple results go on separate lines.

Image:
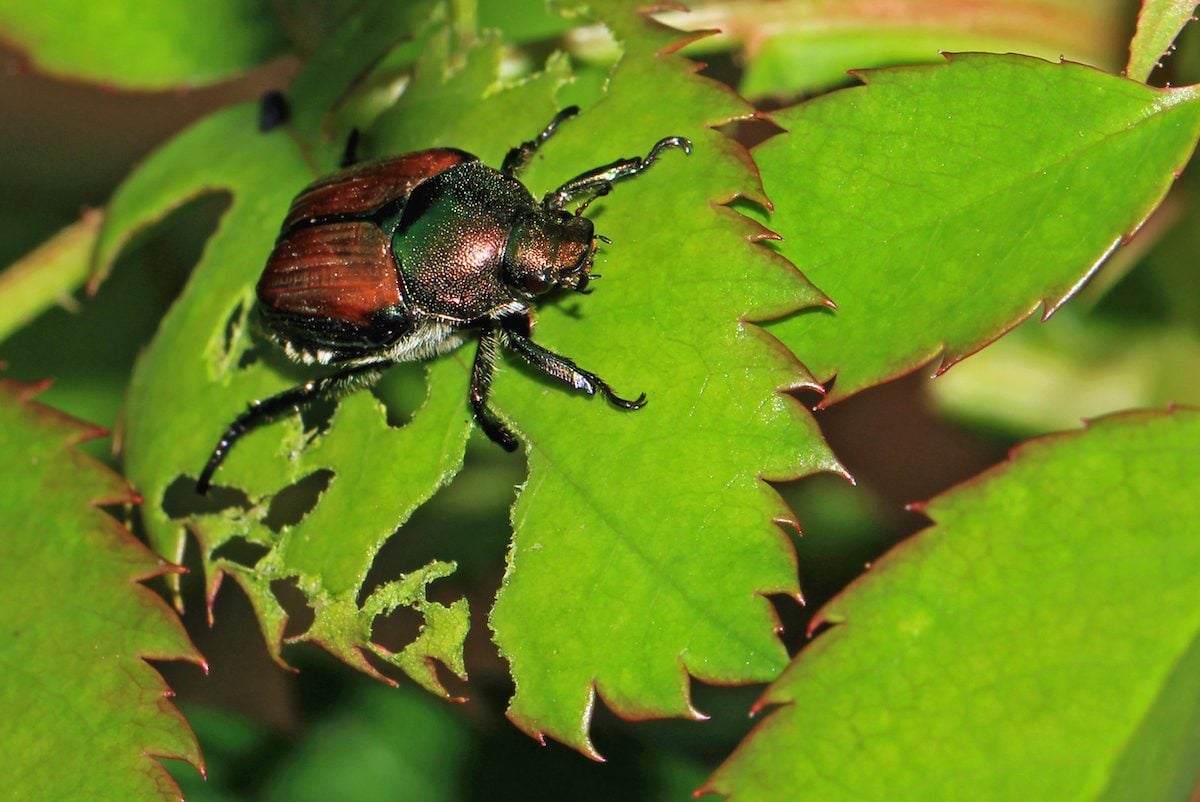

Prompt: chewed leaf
xmin=758 ymin=54 xmax=1200 ymax=403
xmin=706 ymin=408 xmax=1200 ymax=801
xmin=0 ymin=379 xmax=202 ymax=800
xmin=95 ymin=14 xmax=474 ymax=692
xmin=95 ymin=2 xmax=839 ymax=756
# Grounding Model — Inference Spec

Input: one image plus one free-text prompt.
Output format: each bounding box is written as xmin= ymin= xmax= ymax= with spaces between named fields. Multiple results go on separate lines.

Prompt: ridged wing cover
xmin=281 ymin=148 xmax=474 ymax=230
xmin=256 ymin=149 xmax=476 ymax=356
xmin=258 ymin=221 xmax=397 ymax=327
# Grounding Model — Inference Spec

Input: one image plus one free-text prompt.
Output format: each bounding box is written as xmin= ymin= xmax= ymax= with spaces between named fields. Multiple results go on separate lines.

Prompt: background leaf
xmin=706 ymin=408 xmax=1200 ymax=801
xmin=0 ymin=211 xmax=100 ymax=342
xmin=1126 ymin=0 xmax=1200 ymax=83
xmin=0 ymin=380 xmax=202 ymax=801
xmin=0 ymin=0 xmax=289 ymax=90
xmin=660 ymin=0 xmax=1130 ymax=98
xmin=757 ymin=54 xmax=1200 ymax=403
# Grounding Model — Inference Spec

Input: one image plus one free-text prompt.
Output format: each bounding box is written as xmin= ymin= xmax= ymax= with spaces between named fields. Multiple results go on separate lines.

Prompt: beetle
xmin=196 ymin=106 xmax=691 ymax=494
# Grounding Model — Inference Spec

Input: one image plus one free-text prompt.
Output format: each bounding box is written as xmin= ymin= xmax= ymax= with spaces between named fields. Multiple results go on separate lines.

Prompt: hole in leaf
xmin=263 ymin=469 xmax=333 ymax=532
xmin=237 ymin=343 xmax=263 ymax=369
xmin=221 ymin=299 xmax=247 ymax=362
xmin=210 ymin=535 xmax=270 ymax=568
xmin=271 ymin=577 xmax=315 ymax=639
xmin=372 ymin=361 xmax=426 ymax=428
xmin=162 ymin=474 xmax=251 ymax=519
xmin=367 ymin=603 xmax=425 ymax=655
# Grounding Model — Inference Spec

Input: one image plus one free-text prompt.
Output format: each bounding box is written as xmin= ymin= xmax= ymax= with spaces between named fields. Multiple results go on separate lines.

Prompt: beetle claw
xmin=605 ymin=389 xmax=648 ymax=410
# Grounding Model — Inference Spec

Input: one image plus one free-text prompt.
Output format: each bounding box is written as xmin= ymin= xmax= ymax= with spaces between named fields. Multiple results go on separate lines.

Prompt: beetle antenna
xmin=596 ymin=234 xmax=612 ymax=244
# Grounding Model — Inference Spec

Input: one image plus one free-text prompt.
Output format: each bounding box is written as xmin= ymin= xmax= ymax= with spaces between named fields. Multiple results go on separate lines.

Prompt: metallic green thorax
xmin=390 ymin=161 xmax=594 ymax=322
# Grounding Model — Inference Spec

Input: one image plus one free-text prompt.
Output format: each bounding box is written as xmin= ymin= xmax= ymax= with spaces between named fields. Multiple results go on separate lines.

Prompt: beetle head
xmin=504 ymin=211 xmax=596 ymax=296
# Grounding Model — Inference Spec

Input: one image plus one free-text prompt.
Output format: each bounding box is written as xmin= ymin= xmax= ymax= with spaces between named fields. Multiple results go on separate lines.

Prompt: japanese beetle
xmin=197 ymin=107 xmax=690 ymax=493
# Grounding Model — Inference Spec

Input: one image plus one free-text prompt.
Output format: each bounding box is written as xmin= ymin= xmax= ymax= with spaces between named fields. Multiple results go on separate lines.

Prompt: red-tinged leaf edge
xmin=786 ymin=403 xmax=1198 ymax=678
xmin=700 ymin=404 xmax=1200 ymax=799
xmin=784 ymin=55 xmax=1200 ymax=408
xmin=2 ymin=377 xmax=208 ymax=795
xmin=492 ymin=3 xmax=845 ymax=755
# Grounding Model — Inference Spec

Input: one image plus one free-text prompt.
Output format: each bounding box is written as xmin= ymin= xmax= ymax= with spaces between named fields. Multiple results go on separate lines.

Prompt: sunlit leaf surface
xmin=758 ymin=54 xmax=1200 ymax=403
xmin=92 ymin=2 xmax=838 ymax=755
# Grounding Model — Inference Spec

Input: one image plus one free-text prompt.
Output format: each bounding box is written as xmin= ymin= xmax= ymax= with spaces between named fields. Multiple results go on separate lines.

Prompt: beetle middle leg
xmin=541 ymin=136 xmax=692 ymax=211
xmin=470 ymin=322 xmax=518 ymax=451
xmin=196 ymin=359 xmax=389 ymax=494
xmin=498 ymin=314 xmax=647 ymax=410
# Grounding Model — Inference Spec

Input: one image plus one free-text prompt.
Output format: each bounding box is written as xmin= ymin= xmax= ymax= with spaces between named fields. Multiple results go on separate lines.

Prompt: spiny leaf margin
xmin=757 ymin=53 xmax=1200 ymax=405
xmin=487 ymin=3 xmax=840 ymax=755
xmin=0 ymin=379 xmax=204 ymax=801
xmin=706 ymin=406 xmax=1200 ymax=801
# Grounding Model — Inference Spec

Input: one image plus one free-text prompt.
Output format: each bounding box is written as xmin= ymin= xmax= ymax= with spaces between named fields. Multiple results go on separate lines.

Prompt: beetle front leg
xmin=501 ymin=106 xmax=581 ymax=177
xmin=196 ymin=359 xmax=388 ymax=495
xmin=541 ymin=136 xmax=692 ymax=211
xmin=471 ymin=323 xmax=519 ymax=451
xmin=498 ymin=315 xmax=647 ymax=410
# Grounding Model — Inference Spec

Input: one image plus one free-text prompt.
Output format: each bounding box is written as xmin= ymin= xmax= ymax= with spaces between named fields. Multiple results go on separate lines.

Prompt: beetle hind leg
xmin=196 ymin=360 xmax=389 ymax=495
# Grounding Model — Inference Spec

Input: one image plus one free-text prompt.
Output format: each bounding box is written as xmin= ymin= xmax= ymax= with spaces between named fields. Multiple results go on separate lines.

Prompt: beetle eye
xmin=523 ymin=272 xmax=550 ymax=293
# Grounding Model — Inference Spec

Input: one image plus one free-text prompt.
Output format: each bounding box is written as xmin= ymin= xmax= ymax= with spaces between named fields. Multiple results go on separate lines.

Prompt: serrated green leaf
xmin=0 ymin=0 xmax=288 ymax=89
xmin=482 ymin=6 xmax=837 ymax=754
xmin=706 ymin=408 xmax=1200 ymax=801
xmin=0 ymin=380 xmax=202 ymax=801
xmin=659 ymin=0 xmax=1129 ymax=98
xmin=1127 ymin=0 xmax=1200 ymax=83
xmin=95 ymin=3 xmax=838 ymax=755
xmin=758 ymin=54 xmax=1200 ymax=403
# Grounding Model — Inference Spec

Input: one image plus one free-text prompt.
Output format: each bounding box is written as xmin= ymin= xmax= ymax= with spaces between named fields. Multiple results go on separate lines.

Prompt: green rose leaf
xmin=706 ymin=408 xmax=1200 ymax=801
xmin=0 ymin=380 xmax=202 ymax=800
xmin=0 ymin=0 xmax=288 ymax=89
xmin=759 ymin=54 xmax=1200 ymax=404
xmin=1126 ymin=0 xmax=1200 ymax=83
